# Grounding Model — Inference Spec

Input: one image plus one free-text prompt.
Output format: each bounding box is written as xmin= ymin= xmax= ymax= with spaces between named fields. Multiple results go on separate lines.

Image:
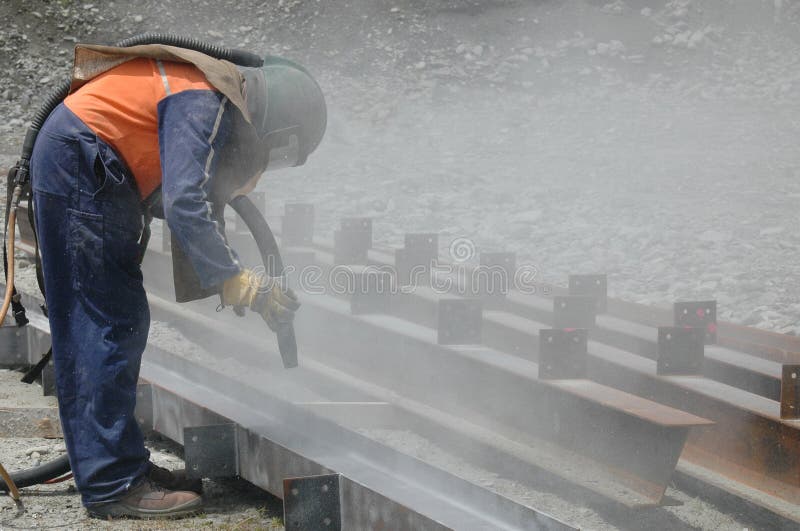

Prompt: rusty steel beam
xmin=494 ymin=293 xmax=784 ymax=401
xmin=12 ymin=201 xmax=799 ymax=521
xmin=258 ymin=208 xmax=800 ymax=366
xmin=255 ymin=218 xmax=784 ymax=402
xmin=10 ymin=287 xmax=572 ymax=530
xmin=138 ymin=232 xmax=710 ymax=507
xmin=228 ymin=219 xmax=800 ymax=519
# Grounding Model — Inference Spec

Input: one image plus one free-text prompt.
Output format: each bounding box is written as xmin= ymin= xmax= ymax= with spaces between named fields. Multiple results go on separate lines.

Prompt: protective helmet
xmin=239 ymin=56 xmax=327 ymax=172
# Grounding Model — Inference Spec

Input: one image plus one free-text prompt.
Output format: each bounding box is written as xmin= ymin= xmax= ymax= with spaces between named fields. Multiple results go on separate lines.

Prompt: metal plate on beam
xmin=161 ymin=225 xmax=171 ymax=254
xmin=284 ymin=474 xmax=342 ymax=531
xmin=0 ymin=324 xmax=27 ymax=367
xmin=405 ymin=233 xmax=438 ymax=261
xmin=351 ymin=269 xmax=393 ymax=315
xmin=781 ymin=365 xmax=800 ymax=420
xmin=334 ymin=218 xmax=372 ymax=265
xmin=396 ymin=233 xmax=438 ymax=286
xmin=135 ymin=383 xmax=154 ymax=433
xmin=657 ymin=327 xmax=705 ymax=375
xmin=553 ymin=296 xmax=597 ymax=329
xmin=184 ymin=423 xmax=238 ymax=479
xmin=675 ymin=301 xmax=717 ymax=344
xmin=40 ymin=362 xmax=56 ymax=397
xmin=539 ymin=329 xmax=588 ymax=379
xmin=475 ymin=252 xmax=515 ymax=303
xmin=569 ymin=274 xmax=607 ymax=313
xmin=438 ymin=299 xmax=482 ymax=345
xmin=282 ymin=203 xmax=315 ymax=247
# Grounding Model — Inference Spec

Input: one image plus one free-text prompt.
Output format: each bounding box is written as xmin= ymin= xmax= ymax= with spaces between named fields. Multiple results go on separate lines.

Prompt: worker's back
xmin=65 ymin=58 xmax=217 ymax=199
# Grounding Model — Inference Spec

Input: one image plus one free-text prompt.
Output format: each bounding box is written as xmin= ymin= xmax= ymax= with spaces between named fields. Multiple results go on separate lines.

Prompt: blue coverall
xmin=30 ymin=86 xmax=241 ymax=505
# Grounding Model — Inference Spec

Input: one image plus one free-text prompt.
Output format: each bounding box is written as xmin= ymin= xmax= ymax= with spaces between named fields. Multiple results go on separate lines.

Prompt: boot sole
xmin=87 ymin=496 xmax=203 ymax=520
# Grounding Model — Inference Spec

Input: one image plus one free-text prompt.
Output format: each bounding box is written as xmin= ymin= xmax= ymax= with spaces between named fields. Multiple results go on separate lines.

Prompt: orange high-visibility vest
xmin=65 ymin=57 xmax=217 ymax=199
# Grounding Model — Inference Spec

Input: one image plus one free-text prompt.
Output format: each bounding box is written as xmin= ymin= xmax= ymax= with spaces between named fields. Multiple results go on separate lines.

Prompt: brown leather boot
xmin=147 ymin=462 xmax=203 ymax=494
xmin=87 ymin=478 xmax=202 ymax=519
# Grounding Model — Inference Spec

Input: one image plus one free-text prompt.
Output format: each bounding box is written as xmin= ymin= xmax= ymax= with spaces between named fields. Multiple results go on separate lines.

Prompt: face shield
xmin=261 ymin=125 xmax=304 ymax=172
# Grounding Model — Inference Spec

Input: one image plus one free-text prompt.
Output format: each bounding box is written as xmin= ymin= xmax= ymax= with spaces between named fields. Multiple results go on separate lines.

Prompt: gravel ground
xmin=0 ymin=370 xmax=284 ymax=530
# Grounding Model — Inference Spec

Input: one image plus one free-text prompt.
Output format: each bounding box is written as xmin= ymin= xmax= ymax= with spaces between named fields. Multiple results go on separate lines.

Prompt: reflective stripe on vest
xmin=64 ymin=57 xmax=217 ymax=200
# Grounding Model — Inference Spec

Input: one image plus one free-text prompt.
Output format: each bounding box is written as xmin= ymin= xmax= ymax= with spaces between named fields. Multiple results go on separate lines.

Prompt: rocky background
xmin=3 ymin=0 xmax=798 ymax=333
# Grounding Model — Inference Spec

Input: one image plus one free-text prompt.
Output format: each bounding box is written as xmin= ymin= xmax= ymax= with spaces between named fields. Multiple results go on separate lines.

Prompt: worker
xmin=28 ymin=43 xmax=326 ymax=519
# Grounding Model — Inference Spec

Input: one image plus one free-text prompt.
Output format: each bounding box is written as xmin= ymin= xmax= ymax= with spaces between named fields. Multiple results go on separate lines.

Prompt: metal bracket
xmin=334 ymin=218 xmax=372 ymax=265
xmin=283 ymin=250 xmax=316 ymax=290
xmin=351 ymin=269 xmax=393 ymax=315
xmin=135 ymin=383 xmax=154 ymax=433
xmin=475 ymin=252 xmax=515 ymax=302
xmin=780 ymin=364 xmax=800 ymax=420
xmin=40 ymin=361 xmax=56 ymax=397
xmin=437 ymin=299 xmax=482 ymax=345
xmin=674 ymin=301 xmax=717 ymax=344
xmin=184 ymin=423 xmax=239 ymax=479
xmin=538 ymin=329 xmax=588 ymax=379
xmin=161 ymin=225 xmax=171 ymax=254
xmin=0 ymin=323 xmax=27 ymax=367
xmin=552 ymin=296 xmax=597 ymax=329
xmin=284 ymin=474 xmax=342 ymax=531
xmin=568 ymin=274 xmax=607 ymax=313
xmin=657 ymin=327 xmax=705 ymax=375
xmin=282 ymin=203 xmax=315 ymax=247
xmin=249 ymin=191 xmax=265 ymax=213
xmin=396 ymin=233 xmax=438 ymax=286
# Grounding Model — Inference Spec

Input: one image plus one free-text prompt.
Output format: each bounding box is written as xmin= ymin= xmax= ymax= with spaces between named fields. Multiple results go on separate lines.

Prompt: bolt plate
xmin=657 ymin=327 xmax=705 ymax=375
xmin=184 ymin=423 xmax=238 ymax=479
xmin=539 ymin=329 xmax=589 ymax=379
xmin=282 ymin=203 xmax=315 ymax=247
xmin=674 ymin=301 xmax=717 ymax=344
xmin=438 ymin=299 xmax=482 ymax=345
xmin=284 ymin=474 xmax=341 ymax=531
xmin=568 ymin=274 xmax=607 ymax=312
xmin=553 ymin=296 xmax=597 ymax=329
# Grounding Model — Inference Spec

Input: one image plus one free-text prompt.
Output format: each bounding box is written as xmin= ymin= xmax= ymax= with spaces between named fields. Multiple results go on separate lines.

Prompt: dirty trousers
xmin=30 ymin=104 xmax=150 ymax=505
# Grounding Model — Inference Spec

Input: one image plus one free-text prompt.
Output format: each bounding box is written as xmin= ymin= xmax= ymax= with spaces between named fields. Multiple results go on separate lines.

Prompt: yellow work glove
xmin=221 ymin=269 xmax=300 ymax=331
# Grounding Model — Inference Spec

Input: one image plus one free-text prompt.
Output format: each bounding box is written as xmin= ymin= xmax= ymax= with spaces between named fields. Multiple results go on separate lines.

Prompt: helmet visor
xmin=262 ymin=126 xmax=302 ymax=172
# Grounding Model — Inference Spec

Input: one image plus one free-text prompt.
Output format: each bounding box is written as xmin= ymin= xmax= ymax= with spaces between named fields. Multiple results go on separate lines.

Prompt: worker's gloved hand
xmin=221 ymin=269 xmax=300 ymax=331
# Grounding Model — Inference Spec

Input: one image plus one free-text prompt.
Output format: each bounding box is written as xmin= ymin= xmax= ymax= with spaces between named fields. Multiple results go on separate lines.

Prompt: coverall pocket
xmin=67 ymin=209 xmax=104 ymax=294
xmin=30 ymin=130 xmax=79 ymax=199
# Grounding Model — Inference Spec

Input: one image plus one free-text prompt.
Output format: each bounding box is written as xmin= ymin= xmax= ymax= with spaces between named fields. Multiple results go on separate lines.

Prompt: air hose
xmin=229 ymin=195 xmax=298 ymax=368
xmin=0 ymin=33 xmax=265 ymax=498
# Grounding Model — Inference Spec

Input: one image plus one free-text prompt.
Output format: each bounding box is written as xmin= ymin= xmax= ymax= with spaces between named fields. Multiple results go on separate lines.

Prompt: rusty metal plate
xmin=675 ymin=301 xmax=717 ymax=344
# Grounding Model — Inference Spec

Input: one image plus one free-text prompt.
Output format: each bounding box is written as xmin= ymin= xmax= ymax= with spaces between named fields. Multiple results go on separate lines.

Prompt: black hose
xmin=229 ymin=195 xmax=298 ymax=368
xmin=0 ymin=455 xmax=71 ymax=491
xmin=114 ymin=33 xmax=263 ymax=67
